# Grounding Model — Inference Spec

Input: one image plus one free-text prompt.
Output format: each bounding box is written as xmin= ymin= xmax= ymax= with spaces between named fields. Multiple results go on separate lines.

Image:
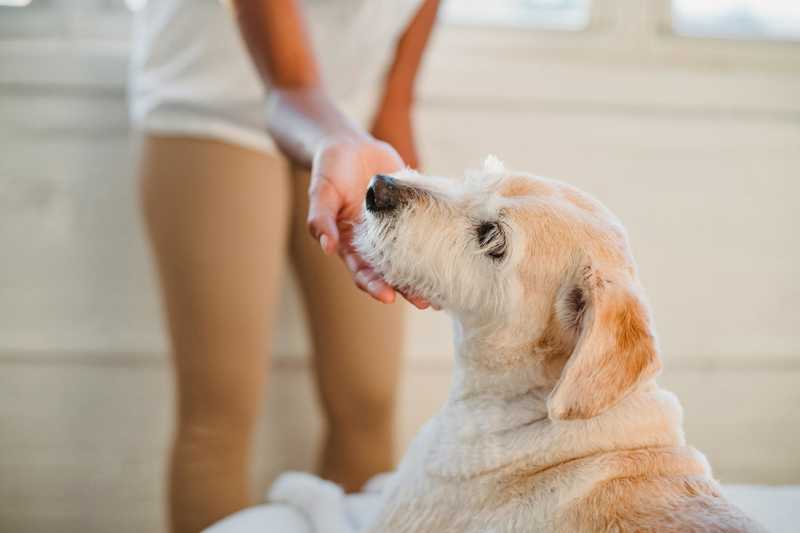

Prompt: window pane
xmin=672 ymin=0 xmax=800 ymax=42
xmin=0 ymin=0 xmax=133 ymax=41
xmin=0 ymin=0 xmax=65 ymax=40
xmin=442 ymin=0 xmax=591 ymax=31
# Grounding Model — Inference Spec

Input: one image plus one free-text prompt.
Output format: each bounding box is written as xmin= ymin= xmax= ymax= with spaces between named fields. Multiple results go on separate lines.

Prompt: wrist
xmin=374 ymin=79 xmax=414 ymax=117
xmin=266 ymin=87 xmax=373 ymax=165
xmin=315 ymin=129 xmax=373 ymax=155
xmin=376 ymin=95 xmax=413 ymax=118
xmin=313 ymin=133 xmax=395 ymax=179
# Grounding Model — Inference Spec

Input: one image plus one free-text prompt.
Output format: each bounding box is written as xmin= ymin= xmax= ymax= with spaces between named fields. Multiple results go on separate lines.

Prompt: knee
xmin=322 ymin=381 xmax=396 ymax=434
xmin=172 ymin=411 xmax=256 ymax=464
xmin=175 ymin=389 xmax=262 ymax=447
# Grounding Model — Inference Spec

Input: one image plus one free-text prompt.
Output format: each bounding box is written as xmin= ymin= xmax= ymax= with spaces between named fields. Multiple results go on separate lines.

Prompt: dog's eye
xmin=475 ymin=221 xmax=506 ymax=260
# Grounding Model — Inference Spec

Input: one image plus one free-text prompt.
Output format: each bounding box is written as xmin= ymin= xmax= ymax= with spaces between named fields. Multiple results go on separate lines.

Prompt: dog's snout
xmin=366 ymin=174 xmax=407 ymax=213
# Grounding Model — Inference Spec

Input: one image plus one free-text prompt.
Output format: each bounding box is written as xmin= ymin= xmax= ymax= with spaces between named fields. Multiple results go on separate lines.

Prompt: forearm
xmin=266 ymin=88 xmax=367 ymax=168
xmin=375 ymin=0 xmax=440 ymax=111
xmin=231 ymin=0 xmax=426 ymax=306
xmin=371 ymin=0 xmax=440 ymax=167
xmin=232 ymin=0 xmax=367 ymax=167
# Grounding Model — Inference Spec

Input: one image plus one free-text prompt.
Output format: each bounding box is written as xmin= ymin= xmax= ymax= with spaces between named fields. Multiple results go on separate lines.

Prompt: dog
xmin=274 ymin=157 xmax=766 ymax=532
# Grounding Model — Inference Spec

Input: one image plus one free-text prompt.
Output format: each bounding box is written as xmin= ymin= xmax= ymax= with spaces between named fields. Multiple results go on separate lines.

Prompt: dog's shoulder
xmin=562 ymin=465 xmax=767 ymax=533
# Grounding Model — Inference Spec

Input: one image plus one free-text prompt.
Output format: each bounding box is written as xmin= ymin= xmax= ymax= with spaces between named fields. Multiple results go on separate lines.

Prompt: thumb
xmin=307 ymin=177 xmax=341 ymax=255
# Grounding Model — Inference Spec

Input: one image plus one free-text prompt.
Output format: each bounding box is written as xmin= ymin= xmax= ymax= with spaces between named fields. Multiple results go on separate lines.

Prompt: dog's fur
xmin=273 ymin=157 xmax=765 ymax=532
xmin=355 ymin=158 xmax=765 ymax=533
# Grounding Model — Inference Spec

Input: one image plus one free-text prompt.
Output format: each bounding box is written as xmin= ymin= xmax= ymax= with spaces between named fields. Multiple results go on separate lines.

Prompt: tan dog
xmin=349 ymin=157 xmax=765 ymax=532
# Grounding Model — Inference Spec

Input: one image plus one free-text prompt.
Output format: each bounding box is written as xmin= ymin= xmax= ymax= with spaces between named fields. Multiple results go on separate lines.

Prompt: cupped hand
xmin=306 ymin=135 xmax=431 ymax=309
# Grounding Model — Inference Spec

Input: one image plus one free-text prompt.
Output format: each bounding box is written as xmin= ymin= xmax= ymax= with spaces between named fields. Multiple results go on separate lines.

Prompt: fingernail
xmin=320 ymin=235 xmax=330 ymax=254
xmin=367 ymin=280 xmax=380 ymax=294
xmin=345 ymin=255 xmax=359 ymax=272
xmin=368 ymin=280 xmax=391 ymax=302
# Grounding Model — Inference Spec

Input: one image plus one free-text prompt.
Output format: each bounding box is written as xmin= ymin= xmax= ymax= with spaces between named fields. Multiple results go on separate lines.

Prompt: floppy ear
xmin=547 ymin=268 xmax=661 ymax=421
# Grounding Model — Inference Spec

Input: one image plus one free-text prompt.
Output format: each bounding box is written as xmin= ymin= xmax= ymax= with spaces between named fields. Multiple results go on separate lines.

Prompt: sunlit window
xmin=672 ymin=0 xmax=800 ymax=42
xmin=0 ymin=0 xmax=144 ymax=12
xmin=442 ymin=0 xmax=591 ymax=31
xmin=123 ymin=0 xmax=146 ymax=11
xmin=0 ymin=0 xmax=141 ymax=41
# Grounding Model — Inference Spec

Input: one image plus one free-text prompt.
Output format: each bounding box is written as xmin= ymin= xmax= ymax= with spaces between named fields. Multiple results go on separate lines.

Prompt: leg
xmin=139 ymin=135 xmax=290 ymax=533
xmin=288 ymin=166 xmax=404 ymax=492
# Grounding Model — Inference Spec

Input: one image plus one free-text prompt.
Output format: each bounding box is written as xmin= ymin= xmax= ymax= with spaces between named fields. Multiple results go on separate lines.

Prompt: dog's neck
xmin=448 ymin=318 xmax=566 ymax=401
xmin=423 ymin=319 xmax=685 ymax=480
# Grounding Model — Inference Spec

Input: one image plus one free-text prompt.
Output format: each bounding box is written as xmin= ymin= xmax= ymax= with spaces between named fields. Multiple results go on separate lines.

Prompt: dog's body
xmin=274 ymin=158 xmax=765 ymax=532
xmin=367 ymin=372 xmax=752 ymax=533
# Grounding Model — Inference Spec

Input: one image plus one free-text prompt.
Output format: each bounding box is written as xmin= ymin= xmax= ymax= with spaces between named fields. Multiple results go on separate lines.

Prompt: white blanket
xmin=205 ymin=472 xmax=800 ymax=533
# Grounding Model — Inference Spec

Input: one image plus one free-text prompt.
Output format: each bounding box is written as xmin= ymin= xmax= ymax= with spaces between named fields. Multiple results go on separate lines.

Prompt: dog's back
xmin=565 ymin=470 xmax=765 ymax=532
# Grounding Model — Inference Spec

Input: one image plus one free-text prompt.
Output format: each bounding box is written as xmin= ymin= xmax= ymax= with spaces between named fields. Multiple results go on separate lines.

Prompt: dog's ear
xmin=547 ymin=267 xmax=661 ymax=421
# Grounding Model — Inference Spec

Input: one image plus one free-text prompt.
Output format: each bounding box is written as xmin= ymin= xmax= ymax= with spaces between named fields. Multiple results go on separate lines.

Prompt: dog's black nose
xmin=366 ymin=174 xmax=404 ymax=213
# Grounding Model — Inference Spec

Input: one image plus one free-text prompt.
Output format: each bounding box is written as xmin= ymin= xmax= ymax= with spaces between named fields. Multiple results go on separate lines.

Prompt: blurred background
xmin=0 ymin=0 xmax=798 ymax=531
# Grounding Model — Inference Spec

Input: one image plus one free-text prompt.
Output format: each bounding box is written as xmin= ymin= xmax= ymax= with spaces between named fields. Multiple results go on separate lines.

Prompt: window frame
xmin=667 ymin=0 xmax=800 ymax=44
xmin=441 ymin=0 xmax=594 ymax=32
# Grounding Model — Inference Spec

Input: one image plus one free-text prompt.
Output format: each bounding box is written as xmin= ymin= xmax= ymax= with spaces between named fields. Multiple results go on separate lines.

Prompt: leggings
xmin=139 ymin=134 xmax=404 ymax=533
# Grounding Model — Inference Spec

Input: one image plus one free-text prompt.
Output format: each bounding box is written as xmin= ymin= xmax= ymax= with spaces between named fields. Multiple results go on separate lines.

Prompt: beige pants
xmin=139 ymin=135 xmax=404 ymax=533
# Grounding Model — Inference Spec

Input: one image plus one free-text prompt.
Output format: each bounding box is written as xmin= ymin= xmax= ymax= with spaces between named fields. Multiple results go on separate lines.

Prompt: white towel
xmin=204 ymin=504 xmax=311 ymax=533
xmin=204 ymin=472 xmax=389 ymax=533
xmin=205 ymin=474 xmax=800 ymax=533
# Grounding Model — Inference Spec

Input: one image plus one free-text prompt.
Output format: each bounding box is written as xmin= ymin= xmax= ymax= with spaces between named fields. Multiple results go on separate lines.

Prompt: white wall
xmin=0 ymin=1 xmax=798 ymax=531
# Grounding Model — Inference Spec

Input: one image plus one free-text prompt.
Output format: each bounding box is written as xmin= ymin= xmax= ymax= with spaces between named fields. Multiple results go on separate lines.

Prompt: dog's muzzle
xmin=366 ymin=174 xmax=413 ymax=214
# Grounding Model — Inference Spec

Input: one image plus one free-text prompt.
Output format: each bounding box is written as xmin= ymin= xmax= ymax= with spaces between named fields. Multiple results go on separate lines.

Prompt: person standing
xmin=130 ymin=0 xmax=439 ymax=531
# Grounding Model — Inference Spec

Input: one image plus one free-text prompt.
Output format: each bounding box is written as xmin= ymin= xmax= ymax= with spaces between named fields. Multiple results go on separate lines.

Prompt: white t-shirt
xmin=129 ymin=0 xmax=423 ymax=153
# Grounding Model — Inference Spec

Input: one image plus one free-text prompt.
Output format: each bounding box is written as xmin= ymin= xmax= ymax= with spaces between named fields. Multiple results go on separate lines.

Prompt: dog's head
xmin=355 ymin=156 xmax=661 ymax=420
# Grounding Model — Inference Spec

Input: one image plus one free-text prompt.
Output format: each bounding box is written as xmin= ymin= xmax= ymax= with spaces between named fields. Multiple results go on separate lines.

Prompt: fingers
xmin=344 ymin=253 xmax=396 ymax=304
xmin=308 ymin=172 xmax=398 ymax=304
xmin=307 ymin=138 xmax=438 ymax=308
xmin=342 ymin=247 xmax=441 ymax=309
xmin=399 ymin=291 xmax=434 ymax=310
xmin=342 ymin=251 xmax=440 ymax=309
xmin=307 ymin=178 xmax=341 ymax=255
xmin=356 ymin=272 xmax=396 ymax=304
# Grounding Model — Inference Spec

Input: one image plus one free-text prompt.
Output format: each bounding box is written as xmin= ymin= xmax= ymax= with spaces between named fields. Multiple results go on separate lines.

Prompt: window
xmin=0 ymin=0 xmax=141 ymax=8
xmin=122 ymin=0 xmax=145 ymax=11
xmin=442 ymin=0 xmax=591 ymax=31
xmin=0 ymin=0 xmax=134 ymax=41
xmin=672 ymin=0 xmax=800 ymax=42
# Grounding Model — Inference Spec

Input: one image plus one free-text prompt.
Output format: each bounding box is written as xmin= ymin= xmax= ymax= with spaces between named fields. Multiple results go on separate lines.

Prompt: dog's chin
xmin=354 ymin=222 xmax=397 ymax=281
xmin=355 ymin=218 xmax=441 ymax=306
xmin=359 ymin=244 xmax=415 ymax=295
xmin=356 ymin=242 xmax=428 ymax=304
xmin=374 ymin=261 xmax=440 ymax=308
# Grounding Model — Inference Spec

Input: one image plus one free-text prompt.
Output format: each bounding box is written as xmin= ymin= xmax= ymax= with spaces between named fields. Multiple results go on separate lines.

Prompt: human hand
xmin=306 ymin=135 xmax=432 ymax=309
